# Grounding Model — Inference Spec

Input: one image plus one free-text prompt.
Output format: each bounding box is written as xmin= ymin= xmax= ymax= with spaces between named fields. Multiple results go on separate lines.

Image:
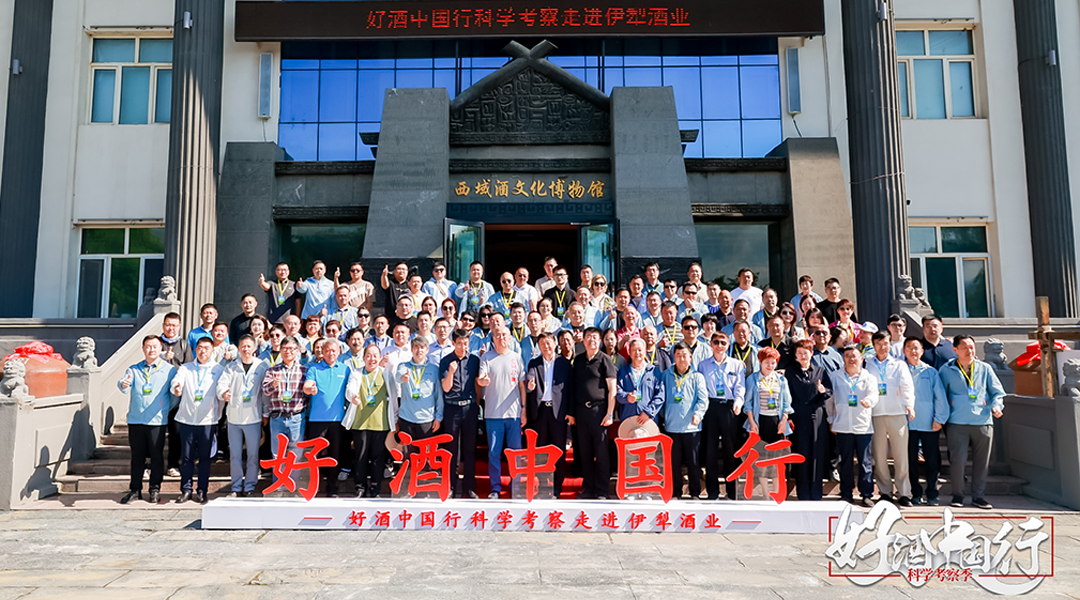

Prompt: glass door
xmin=579 ymin=222 xmax=617 ymax=284
xmin=444 ymin=218 xmax=485 ymax=285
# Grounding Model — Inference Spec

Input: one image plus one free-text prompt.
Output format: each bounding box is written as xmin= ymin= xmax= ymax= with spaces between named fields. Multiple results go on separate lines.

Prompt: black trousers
xmin=166 ymin=406 xmax=181 ymax=469
xmin=352 ymin=429 xmax=387 ymax=494
xmin=791 ymin=404 xmax=828 ymax=500
xmin=574 ymin=406 xmax=609 ymax=498
xmin=757 ymin=414 xmax=784 ymax=444
xmin=534 ymin=404 xmax=568 ymax=497
xmin=215 ymin=411 xmax=229 ymax=459
xmin=702 ymin=399 xmax=743 ymax=499
xmin=305 ymin=421 xmax=344 ymax=493
xmin=908 ymin=429 xmax=942 ymax=501
xmin=398 ymin=418 xmax=434 ymax=461
xmin=128 ymin=424 xmax=165 ymax=492
xmin=178 ymin=423 xmax=214 ymax=494
xmin=442 ymin=402 xmax=479 ymax=496
xmin=669 ymin=431 xmax=702 ymax=499
xmin=836 ymin=432 xmax=874 ymax=501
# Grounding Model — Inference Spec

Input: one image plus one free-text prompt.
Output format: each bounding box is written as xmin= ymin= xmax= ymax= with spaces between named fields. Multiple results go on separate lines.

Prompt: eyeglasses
xmin=592 ymin=282 xmax=605 ymax=287
xmin=780 ymin=311 xmax=795 ymax=317
xmin=711 ymin=340 xmax=729 ymax=346
xmin=280 ymin=346 xmax=299 ymax=352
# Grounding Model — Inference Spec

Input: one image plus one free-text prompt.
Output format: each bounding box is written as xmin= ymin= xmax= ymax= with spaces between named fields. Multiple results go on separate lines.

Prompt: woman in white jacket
xmin=216 ymin=335 xmax=268 ymax=497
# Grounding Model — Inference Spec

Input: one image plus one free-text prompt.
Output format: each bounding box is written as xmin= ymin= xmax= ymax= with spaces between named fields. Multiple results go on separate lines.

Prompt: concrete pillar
xmin=1013 ymin=0 xmax=1078 ymax=318
xmin=0 ymin=0 xmax=54 ymax=317
xmin=163 ymin=0 xmax=225 ymax=331
xmin=839 ymin=0 xmax=910 ymax=327
xmin=610 ymin=87 xmax=699 ymax=280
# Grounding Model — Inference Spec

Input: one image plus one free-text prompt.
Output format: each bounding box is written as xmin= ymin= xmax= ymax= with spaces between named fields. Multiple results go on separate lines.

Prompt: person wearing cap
xmin=865 ymin=331 xmax=915 ymax=506
xmin=857 ymin=321 xmax=877 ymax=359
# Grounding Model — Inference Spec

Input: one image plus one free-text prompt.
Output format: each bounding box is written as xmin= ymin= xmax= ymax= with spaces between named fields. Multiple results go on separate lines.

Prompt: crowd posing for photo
xmin=118 ymin=257 xmax=1004 ymax=509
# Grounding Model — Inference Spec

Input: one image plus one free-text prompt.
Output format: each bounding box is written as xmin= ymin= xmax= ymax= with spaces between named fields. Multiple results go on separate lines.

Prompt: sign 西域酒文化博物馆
xmin=450 ymin=176 xmax=607 ymax=202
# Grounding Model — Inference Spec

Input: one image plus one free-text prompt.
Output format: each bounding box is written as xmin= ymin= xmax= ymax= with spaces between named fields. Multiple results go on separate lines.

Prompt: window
xmin=77 ymin=227 xmax=165 ymax=318
xmin=896 ymin=29 xmax=975 ymax=119
xmin=90 ymin=37 xmax=173 ymax=125
xmin=280 ymin=224 xmax=367 ymax=279
xmin=695 ymin=222 xmax=773 ymax=290
xmin=909 ymin=224 xmax=991 ymax=318
xmin=279 ymin=39 xmax=782 ymax=161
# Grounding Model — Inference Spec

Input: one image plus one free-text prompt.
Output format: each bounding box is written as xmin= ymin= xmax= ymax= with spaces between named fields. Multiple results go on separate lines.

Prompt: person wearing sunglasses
xmin=810 ymin=325 xmax=843 ymax=374
xmin=787 ymin=339 xmax=833 ymax=501
xmin=697 ymin=331 xmax=746 ymax=500
xmin=777 ymin=302 xmax=804 ymax=340
xmin=334 ymin=262 xmax=375 ymax=312
xmin=679 ymin=316 xmax=710 ymax=368
xmin=589 ymin=275 xmax=615 ymax=314
xmin=423 ymin=261 xmax=457 ymax=308
xmin=661 ymin=279 xmax=681 ymax=305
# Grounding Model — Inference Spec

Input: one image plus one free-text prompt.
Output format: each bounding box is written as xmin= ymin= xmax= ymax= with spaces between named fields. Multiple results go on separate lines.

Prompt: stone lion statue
xmin=142 ymin=286 xmax=157 ymax=306
xmin=913 ymin=287 xmax=931 ymax=308
xmin=157 ymin=276 xmax=177 ymax=302
xmin=0 ymin=360 xmax=30 ymax=400
xmin=1061 ymin=358 xmax=1080 ymax=400
xmin=72 ymin=336 xmax=98 ymax=369
xmin=897 ymin=274 xmax=916 ymax=301
xmin=983 ymin=338 xmax=1007 ymax=372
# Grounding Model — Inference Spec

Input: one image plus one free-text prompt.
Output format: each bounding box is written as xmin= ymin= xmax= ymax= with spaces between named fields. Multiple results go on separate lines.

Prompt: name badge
xmin=767 ymin=397 xmax=777 ymax=410
xmin=142 ymin=385 xmax=153 ymax=395
xmin=277 ymin=295 xmax=285 ymax=304
xmin=411 ymin=390 xmax=421 ymax=399
xmin=848 ymin=393 xmax=858 ymax=407
xmin=470 ymin=296 xmax=480 ymax=306
xmin=878 ymin=382 xmax=887 ymax=396
xmin=194 ymin=393 xmax=204 ymax=402
xmin=366 ymin=394 xmax=376 ymax=406
xmin=282 ymin=390 xmax=293 ymax=402
xmin=716 ymin=382 xmax=725 ymax=398
xmin=503 ymin=308 xmax=511 ymax=317
xmin=967 ymin=385 xmax=978 ymax=401
xmin=241 ymin=392 xmax=252 ymax=403
xmin=556 ymin=306 xmax=565 ymax=317
xmin=673 ymin=393 xmax=683 ymax=403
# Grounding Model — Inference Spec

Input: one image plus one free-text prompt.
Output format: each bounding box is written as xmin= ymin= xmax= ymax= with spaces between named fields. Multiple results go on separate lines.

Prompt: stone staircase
xmin=57 ymin=424 xmax=234 ymax=496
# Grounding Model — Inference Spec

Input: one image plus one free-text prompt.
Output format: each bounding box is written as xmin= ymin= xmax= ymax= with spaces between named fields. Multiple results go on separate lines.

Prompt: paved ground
xmin=0 ymin=496 xmax=1076 ymax=600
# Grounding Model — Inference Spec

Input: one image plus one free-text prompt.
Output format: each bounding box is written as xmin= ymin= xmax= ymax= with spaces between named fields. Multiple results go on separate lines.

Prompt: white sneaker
xmin=167 ymin=467 xmax=180 ymax=478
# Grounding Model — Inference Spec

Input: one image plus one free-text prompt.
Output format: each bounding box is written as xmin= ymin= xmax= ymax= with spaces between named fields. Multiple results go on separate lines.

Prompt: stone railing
xmin=999 ymin=394 xmax=1080 ymax=510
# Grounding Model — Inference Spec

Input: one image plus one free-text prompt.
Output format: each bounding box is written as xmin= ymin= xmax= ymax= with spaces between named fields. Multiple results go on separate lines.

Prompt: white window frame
xmin=88 ymin=34 xmax=173 ymax=126
xmin=76 ymin=227 xmax=165 ymax=319
xmin=909 ymin=224 xmax=993 ymax=318
xmin=896 ymin=28 xmax=977 ymax=120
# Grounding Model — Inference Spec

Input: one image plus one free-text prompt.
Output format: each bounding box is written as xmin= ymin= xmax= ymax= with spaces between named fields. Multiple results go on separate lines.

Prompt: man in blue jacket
xmin=939 ymin=334 xmax=1005 ymax=510
xmin=118 ymin=336 xmax=178 ymax=504
xmin=903 ymin=337 xmax=950 ymax=506
xmin=656 ymin=342 xmax=709 ymax=500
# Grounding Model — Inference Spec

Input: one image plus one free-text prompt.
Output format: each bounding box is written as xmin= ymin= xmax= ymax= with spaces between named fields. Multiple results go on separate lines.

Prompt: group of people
xmin=118 ymin=257 xmax=1005 ymax=509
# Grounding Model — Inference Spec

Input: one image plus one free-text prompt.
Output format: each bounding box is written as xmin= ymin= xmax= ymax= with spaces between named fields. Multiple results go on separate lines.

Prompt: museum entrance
xmin=444 ymin=218 xmax=617 ymax=289
xmin=486 ymin=224 xmax=577 ymax=285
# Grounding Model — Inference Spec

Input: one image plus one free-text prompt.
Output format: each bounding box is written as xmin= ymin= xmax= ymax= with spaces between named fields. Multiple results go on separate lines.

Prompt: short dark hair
xmin=700 ymin=313 xmax=718 ymax=326
xmin=841 ymin=344 xmax=861 ymax=356
xmin=645 ymin=262 xmax=660 ymax=271
xmin=238 ymin=334 xmax=256 ymax=346
xmin=903 ymin=336 xmax=923 ymax=350
xmin=824 ymin=277 xmax=840 ymax=287
xmin=661 ymin=300 xmax=679 ymax=312
xmin=629 ymin=274 xmax=644 ymax=283
xmin=241 ymin=293 xmax=257 ymax=303
xmin=469 ymin=261 xmax=483 ymax=269
xmin=871 ymin=331 xmax=889 ymax=344
xmin=672 ymin=341 xmax=693 ymax=356
xmin=451 ymin=329 xmax=472 ymax=342
xmin=195 ymin=337 xmax=214 ymax=349
xmin=922 ymin=314 xmax=943 ymax=325
xmin=798 ymin=275 xmax=814 ymax=286
xmin=681 ymin=315 xmax=699 ymax=327
xmin=164 ymin=311 xmax=181 ymax=323
xmin=345 ymin=328 xmax=365 ymax=342
xmin=887 ymin=314 xmax=904 ymax=324
xmin=200 ymin=303 xmax=216 ymax=313
xmin=953 ymin=334 xmax=975 ymax=347
xmin=142 ymin=335 xmax=162 ymax=347
xmin=583 ymin=327 xmax=603 ymax=338
xmin=537 ymin=332 xmax=556 ymax=344
xmin=737 ymin=268 xmax=753 ymax=278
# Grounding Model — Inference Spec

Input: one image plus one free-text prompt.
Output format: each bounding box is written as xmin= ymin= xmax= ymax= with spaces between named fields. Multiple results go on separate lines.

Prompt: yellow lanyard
xmin=760 ymin=373 xmax=778 ymax=397
xmin=554 ymin=289 xmax=566 ymax=307
xmin=269 ymin=352 xmax=281 ymax=366
xmin=512 ymin=326 xmax=525 ymax=342
xmin=503 ymin=290 xmax=515 ymax=306
xmin=276 ymin=280 xmax=287 ymax=298
xmin=410 ymin=364 xmax=426 ymax=387
xmin=647 ymin=348 xmax=657 ymax=365
xmin=663 ymin=326 xmax=678 ymax=344
xmin=734 ymin=344 xmax=752 ymax=363
xmin=674 ymin=371 xmax=690 ymax=391
xmin=958 ymin=361 xmax=975 ymax=387
xmin=143 ymin=360 xmax=161 ymax=381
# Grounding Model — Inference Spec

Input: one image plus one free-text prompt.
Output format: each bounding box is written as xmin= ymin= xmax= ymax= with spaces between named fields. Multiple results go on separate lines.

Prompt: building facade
xmin=1 ymin=0 xmax=1078 ymax=325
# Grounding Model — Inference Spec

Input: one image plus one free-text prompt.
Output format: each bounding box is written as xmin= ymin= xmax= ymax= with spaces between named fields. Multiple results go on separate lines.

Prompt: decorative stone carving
xmin=142 ymin=286 xmax=157 ymax=306
xmin=897 ymin=275 xmax=917 ymax=302
xmin=72 ymin=336 xmax=98 ymax=370
xmin=983 ymin=338 xmax=1008 ymax=372
xmin=1061 ymin=358 xmax=1080 ymax=400
xmin=913 ymin=287 xmax=931 ymax=308
xmin=157 ymin=276 xmax=177 ymax=302
xmin=450 ymin=68 xmax=610 ymax=145
xmin=0 ymin=359 xmax=31 ymax=402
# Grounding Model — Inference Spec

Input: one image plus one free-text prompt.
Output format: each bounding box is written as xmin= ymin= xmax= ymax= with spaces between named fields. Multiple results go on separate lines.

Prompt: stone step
xmin=56 ymin=474 xmax=235 ymax=494
xmin=100 ymin=432 xmax=129 ymax=446
xmin=67 ymin=459 xmax=232 ymax=476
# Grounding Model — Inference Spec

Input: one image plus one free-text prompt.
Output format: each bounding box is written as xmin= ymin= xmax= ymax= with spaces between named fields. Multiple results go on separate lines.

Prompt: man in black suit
xmin=525 ymin=332 xmax=573 ymax=497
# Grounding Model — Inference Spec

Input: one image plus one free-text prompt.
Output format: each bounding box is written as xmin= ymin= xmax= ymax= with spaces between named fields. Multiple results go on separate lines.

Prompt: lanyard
xmin=269 ymin=352 xmax=281 ymax=366
xmin=646 ymin=348 xmax=657 ymax=365
xmin=733 ymin=344 xmax=752 ymax=363
xmin=410 ymin=363 xmax=427 ymax=388
xmin=276 ymin=280 xmax=288 ymax=298
xmin=958 ymin=361 xmax=976 ymax=388
xmin=195 ymin=363 xmax=209 ymax=392
xmin=663 ymin=325 xmax=678 ymax=344
xmin=471 ymin=281 xmax=483 ymax=296
xmin=843 ymin=370 xmax=859 ymax=394
xmin=512 ymin=326 xmax=525 ymax=342
xmin=760 ymin=373 xmax=778 ymax=396
xmin=631 ymin=367 xmax=645 ymax=391
xmin=143 ymin=360 xmax=161 ymax=381
xmin=674 ymin=370 xmax=690 ymax=396
xmin=503 ymin=290 xmax=515 ymax=306
xmin=241 ymin=362 xmax=256 ymax=391
xmin=362 ymin=369 xmax=380 ymax=397
xmin=554 ymin=289 xmax=566 ymax=307
xmin=350 ymin=355 xmax=363 ymax=370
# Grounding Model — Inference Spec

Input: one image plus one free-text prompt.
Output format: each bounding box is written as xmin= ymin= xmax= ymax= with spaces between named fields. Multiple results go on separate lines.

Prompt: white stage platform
xmin=201 ymin=498 xmax=862 ymax=533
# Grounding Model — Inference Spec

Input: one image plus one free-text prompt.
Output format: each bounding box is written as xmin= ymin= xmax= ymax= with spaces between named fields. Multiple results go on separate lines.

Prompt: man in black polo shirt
xmin=919 ymin=314 xmax=957 ymax=369
xmin=439 ymin=329 xmax=480 ymax=498
xmin=387 ymin=296 xmax=419 ymax=334
xmin=567 ymin=327 xmax=617 ymax=499
xmin=381 ymin=261 xmax=411 ymax=316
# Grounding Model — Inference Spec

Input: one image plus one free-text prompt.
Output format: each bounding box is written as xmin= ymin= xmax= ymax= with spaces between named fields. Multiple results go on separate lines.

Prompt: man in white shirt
xmin=512 ymin=267 xmax=540 ymax=312
xmin=827 ymin=345 xmax=879 ymax=507
xmin=865 ymin=330 xmax=916 ymax=506
xmin=729 ymin=268 xmax=764 ymax=315
xmin=534 ymin=257 xmax=558 ymax=296
xmin=170 ymin=338 xmax=224 ymax=504
xmin=683 ymin=262 xmax=709 ymax=305
xmin=477 ymin=327 xmax=527 ymax=498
